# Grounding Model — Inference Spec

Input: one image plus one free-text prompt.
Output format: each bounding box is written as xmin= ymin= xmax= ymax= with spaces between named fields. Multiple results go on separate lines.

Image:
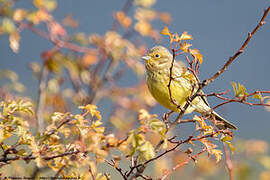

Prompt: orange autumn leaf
xmin=82 ymin=52 xmax=98 ymax=67
xmin=114 ymin=11 xmax=132 ymax=29
xmin=62 ymin=14 xmax=79 ymax=28
xmin=180 ymin=41 xmax=192 ymax=52
xmin=158 ymin=12 xmax=171 ymax=25
xmin=160 ymin=26 xmax=172 ymax=39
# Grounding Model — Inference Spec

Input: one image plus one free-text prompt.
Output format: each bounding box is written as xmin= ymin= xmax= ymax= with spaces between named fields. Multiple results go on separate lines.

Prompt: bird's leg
xmin=162 ymin=111 xmax=174 ymax=129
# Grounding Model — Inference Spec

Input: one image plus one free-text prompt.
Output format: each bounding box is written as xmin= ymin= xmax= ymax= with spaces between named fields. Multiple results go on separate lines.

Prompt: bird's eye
xmin=155 ymin=54 xmax=160 ymax=58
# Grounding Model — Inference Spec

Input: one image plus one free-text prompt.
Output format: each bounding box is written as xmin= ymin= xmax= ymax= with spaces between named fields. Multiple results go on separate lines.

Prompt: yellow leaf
xmin=138 ymin=109 xmax=151 ymax=123
xmin=138 ymin=141 xmax=155 ymax=161
xmin=189 ymin=49 xmax=203 ymax=64
xmin=79 ymin=104 xmax=101 ymax=120
xmin=160 ymin=26 xmax=172 ymax=39
xmin=211 ymin=149 xmax=223 ymax=163
xmin=2 ymin=18 xmax=16 ymax=34
xmin=259 ymin=156 xmax=270 ymax=169
xmin=9 ymin=31 xmax=20 ymax=53
xmin=13 ymin=9 xmax=28 ymax=22
xmin=134 ymin=0 xmax=156 ymax=8
xmin=221 ymin=135 xmax=232 ymax=142
xmin=253 ymin=93 xmax=263 ymax=100
xmin=179 ymin=31 xmax=193 ymax=41
xmin=226 ymin=142 xmax=235 ymax=154
xmin=180 ymin=42 xmax=192 ymax=52
xmin=134 ymin=21 xmax=152 ymax=36
xmin=33 ymin=0 xmax=57 ymax=11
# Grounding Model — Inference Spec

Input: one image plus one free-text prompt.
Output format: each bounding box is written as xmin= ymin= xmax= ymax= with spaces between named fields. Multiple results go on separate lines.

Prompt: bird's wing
xmin=172 ymin=62 xmax=210 ymax=107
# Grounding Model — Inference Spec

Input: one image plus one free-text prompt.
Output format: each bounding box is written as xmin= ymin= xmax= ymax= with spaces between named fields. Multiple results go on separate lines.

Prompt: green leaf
xmin=221 ymin=135 xmax=232 ymax=142
xmin=149 ymin=118 xmax=166 ymax=136
xmin=226 ymin=141 xmax=235 ymax=154
xmin=1 ymin=18 xmax=16 ymax=34
xmin=138 ymin=141 xmax=155 ymax=161
xmin=231 ymin=81 xmax=248 ymax=97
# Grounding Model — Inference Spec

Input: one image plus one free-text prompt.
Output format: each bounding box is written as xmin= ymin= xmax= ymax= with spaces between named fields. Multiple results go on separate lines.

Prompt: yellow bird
xmin=143 ymin=46 xmax=237 ymax=130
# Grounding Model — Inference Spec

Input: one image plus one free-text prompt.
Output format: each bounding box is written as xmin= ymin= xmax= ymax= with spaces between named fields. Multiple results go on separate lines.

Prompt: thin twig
xmin=105 ymin=159 xmax=127 ymax=180
xmin=89 ymin=165 xmax=96 ymax=180
xmin=202 ymin=6 xmax=270 ymax=87
xmin=223 ymin=143 xmax=234 ymax=180
xmin=18 ymin=22 xmax=96 ymax=53
xmin=36 ymin=64 xmax=48 ymax=133
xmin=160 ymin=148 xmax=206 ymax=180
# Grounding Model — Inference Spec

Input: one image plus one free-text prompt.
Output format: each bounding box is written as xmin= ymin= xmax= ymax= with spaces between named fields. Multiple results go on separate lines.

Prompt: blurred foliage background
xmin=0 ymin=0 xmax=270 ymax=179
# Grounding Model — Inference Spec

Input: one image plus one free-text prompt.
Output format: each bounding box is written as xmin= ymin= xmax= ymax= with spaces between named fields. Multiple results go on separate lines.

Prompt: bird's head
xmin=142 ymin=46 xmax=173 ymax=70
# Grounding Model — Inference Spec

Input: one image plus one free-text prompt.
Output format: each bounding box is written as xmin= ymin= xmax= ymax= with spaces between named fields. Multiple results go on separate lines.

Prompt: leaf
xmin=221 ymin=135 xmax=233 ymax=142
xmin=134 ymin=21 xmax=152 ymax=36
xmin=259 ymin=156 xmax=270 ymax=169
xmin=138 ymin=109 xmax=151 ymax=123
xmin=138 ymin=141 xmax=155 ymax=161
xmin=62 ymin=14 xmax=78 ymax=28
xmin=158 ymin=12 xmax=171 ymax=25
xmin=82 ymin=52 xmax=98 ymax=67
xmin=1 ymin=18 xmax=16 ymax=34
xmin=211 ymin=149 xmax=223 ymax=163
xmin=226 ymin=141 xmax=236 ymax=154
xmin=189 ymin=49 xmax=203 ymax=64
xmin=13 ymin=9 xmax=28 ymax=22
xmin=134 ymin=0 xmax=157 ymax=8
xmin=34 ymin=0 xmax=57 ymax=11
xmin=149 ymin=118 xmax=166 ymax=136
xmin=79 ymin=104 xmax=101 ymax=120
xmin=160 ymin=26 xmax=172 ymax=39
xmin=253 ymin=93 xmax=263 ymax=100
xmin=9 ymin=31 xmax=20 ymax=53
xmin=180 ymin=41 xmax=192 ymax=52
xmin=179 ymin=31 xmax=193 ymax=41
xmin=114 ymin=11 xmax=132 ymax=29
xmin=231 ymin=82 xmax=248 ymax=97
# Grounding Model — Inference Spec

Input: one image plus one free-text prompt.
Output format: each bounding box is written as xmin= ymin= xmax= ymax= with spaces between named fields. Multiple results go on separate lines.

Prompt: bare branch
xmin=160 ymin=148 xmax=207 ymax=180
xmin=36 ymin=64 xmax=48 ymax=133
xmin=202 ymin=6 xmax=270 ymax=87
xmin=223 ymin=143 xmax=234 ymax=180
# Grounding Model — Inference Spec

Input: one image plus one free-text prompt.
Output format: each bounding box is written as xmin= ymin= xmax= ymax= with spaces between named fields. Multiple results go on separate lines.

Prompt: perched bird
xmin=142 ymin=46 xmax=237 ymax=130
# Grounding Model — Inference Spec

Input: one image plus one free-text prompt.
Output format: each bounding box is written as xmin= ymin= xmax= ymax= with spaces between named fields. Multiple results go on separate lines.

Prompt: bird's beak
xmin=142 ymin=56 xmax=151 ymax=60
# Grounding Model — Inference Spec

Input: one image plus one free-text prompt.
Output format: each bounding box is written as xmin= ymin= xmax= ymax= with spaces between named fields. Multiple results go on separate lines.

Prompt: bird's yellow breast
xmin=146 ymin=71 xmax=193 ymax=112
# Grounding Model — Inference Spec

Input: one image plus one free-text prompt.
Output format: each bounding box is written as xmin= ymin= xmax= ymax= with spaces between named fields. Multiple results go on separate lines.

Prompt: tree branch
xmin=202 ymin=5 xmax=270 ymax=87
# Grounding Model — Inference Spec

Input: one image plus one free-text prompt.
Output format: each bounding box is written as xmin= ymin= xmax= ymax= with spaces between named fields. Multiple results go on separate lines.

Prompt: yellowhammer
xmin=143 ymin=46 xmax=237 ymax=130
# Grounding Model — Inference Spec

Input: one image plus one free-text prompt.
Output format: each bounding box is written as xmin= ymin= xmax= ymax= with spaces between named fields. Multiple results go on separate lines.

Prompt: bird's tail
xmin=211 ymin=111 xmax=237 ymax=130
